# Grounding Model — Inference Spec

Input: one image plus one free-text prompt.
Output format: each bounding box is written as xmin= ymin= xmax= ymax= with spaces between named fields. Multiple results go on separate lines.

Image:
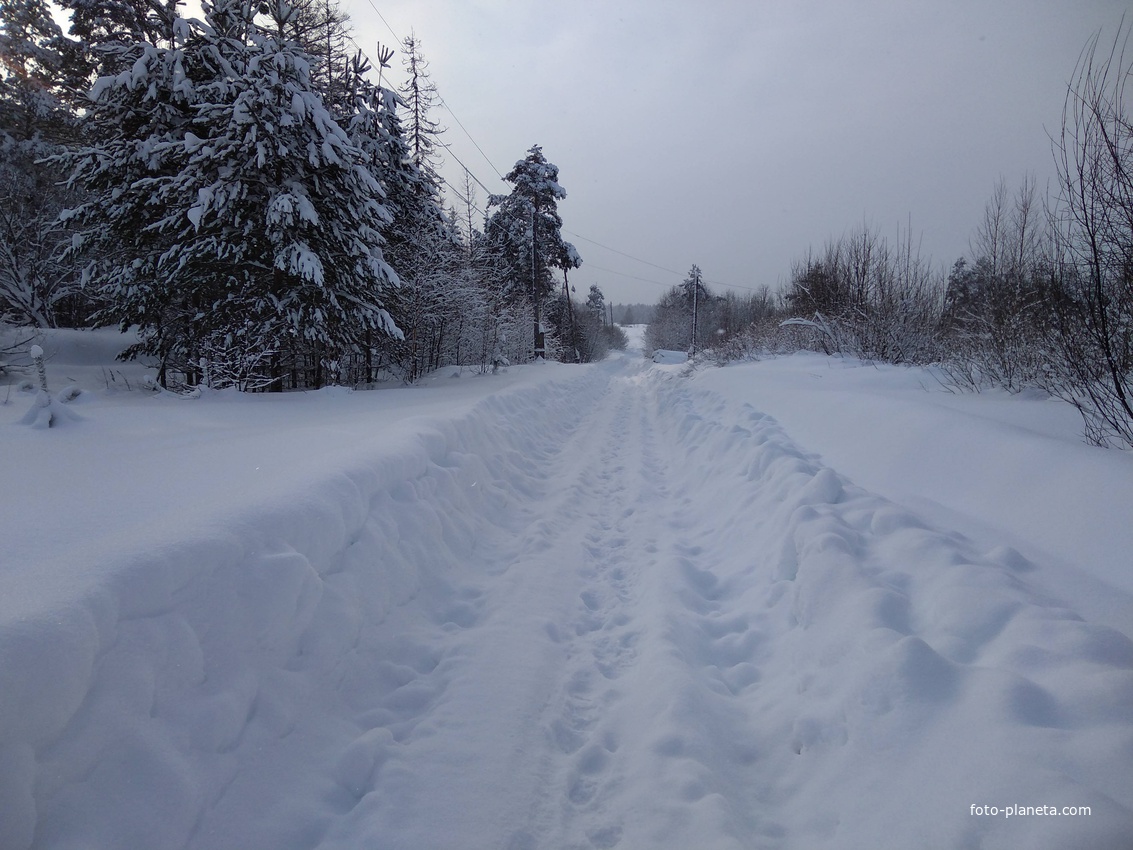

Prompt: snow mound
xmin=651 ymin=349 xmax=688 ymax=364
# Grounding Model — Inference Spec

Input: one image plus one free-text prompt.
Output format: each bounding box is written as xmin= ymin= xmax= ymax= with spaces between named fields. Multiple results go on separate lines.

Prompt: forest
xmin=0 ymin=0 xmax=626 ymax=392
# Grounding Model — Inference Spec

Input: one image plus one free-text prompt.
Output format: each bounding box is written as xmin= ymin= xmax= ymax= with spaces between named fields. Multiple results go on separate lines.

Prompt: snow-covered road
xmin=3 ymin=333 xmax=1132 ymax=849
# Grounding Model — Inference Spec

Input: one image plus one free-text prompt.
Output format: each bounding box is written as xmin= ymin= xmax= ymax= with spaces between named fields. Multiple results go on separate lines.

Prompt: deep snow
xmin=1 ymin=327 xmax=1131 ymax=849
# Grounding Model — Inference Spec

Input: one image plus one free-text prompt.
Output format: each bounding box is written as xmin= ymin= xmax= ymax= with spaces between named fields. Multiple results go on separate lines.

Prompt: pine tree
xmin=486 ymin=145 xmax=580 ymax=358
xmin=58 ymin=6 xmax=211 ymax=372
xmin=586 ymin=284 xmax=605 ymax=324
xmin=399 ymin=34 xmax=443 ymax=182
xmin=283 ymin=0 xmax=351 ymax=114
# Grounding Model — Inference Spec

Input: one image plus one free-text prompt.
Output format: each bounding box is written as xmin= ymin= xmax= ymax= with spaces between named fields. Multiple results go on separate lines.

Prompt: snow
xmin=1 ymin=326 xmax=1131 ymax=849
xmin=651 ymin=349 xmax=689 ymax=364
xmin=692 ymin=353 xmax=1133 ymax=627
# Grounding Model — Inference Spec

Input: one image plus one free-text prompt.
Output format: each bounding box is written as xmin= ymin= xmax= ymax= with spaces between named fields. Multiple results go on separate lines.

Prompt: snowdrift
xmin=1 ymin=352 xmax=610 ymax=849
xmin=635 ymin=371 xmax=1133 ymax=848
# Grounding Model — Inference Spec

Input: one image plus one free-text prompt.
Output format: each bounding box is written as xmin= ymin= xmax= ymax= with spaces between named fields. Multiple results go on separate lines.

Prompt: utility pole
xmin=690 ymin=265 xmax=701 ymax=356
xmin=532 ymin=204 xmax=544 ymax=359
xmin=563 ymin=267 xmax=578 ymax=362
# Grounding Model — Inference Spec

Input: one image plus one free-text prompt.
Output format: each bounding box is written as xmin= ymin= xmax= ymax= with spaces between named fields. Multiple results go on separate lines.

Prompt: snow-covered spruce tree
xmin=58 ymin=8 xmax=211 ymax=380
xmin=486 ymin=145 xmax=580 ymax=360
xmin=62 ymin=0 xmax=401 ymax=388
xmin=335 ymin=49 xmax=404 ymax=382
xmin=340 ymin=37 xmax=454 ymax=382
xmin=0 ymin=0 xmax=87 ymax=326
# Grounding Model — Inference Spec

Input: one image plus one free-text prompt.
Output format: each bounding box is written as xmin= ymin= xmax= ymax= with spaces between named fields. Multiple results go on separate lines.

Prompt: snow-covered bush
xmin=781 ymin=226 xmax=946 ymax=365
xmin=1042 ymin=23 xmax=1133 ymax=447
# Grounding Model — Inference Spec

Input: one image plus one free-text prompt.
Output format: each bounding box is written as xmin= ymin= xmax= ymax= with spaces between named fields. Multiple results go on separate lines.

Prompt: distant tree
xmin=284 ymin=0 xmax=352 ymax=111
xmin=783 ymin=226 xmax=943 ymax=363
xmin=785 ymin=243 xmax=851 ymax=318
xmin=0 ymin=0 xmax=82 ymax=124
xmin=571 ymin=292 xmax=626 ymax=361
xmin=646 ymin=271 xmax=712 ymax=355
xmin=379 ymin=35 xmax=455 ymax=380
xmin=940 ymin=178 xmax=1053 ymax=393
xmin=586 ymin=283 xmax=605 ymax=324
xmin=682 ymin=264 xmax=707 ymax=354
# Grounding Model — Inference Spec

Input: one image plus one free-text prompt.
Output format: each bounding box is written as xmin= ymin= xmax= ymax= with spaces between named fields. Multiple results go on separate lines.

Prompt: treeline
xmin=609 ymin=303 xmax=654 ymax=325
xmin=646 ymin=25 xmax=1133 ymax=448
xmin=0 ymin=0 xmax=622 ymax=389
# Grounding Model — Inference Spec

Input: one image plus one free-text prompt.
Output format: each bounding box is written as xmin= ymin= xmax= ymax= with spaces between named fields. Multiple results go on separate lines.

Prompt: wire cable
xmin=351 ymin=5 xmax=764 ymax=296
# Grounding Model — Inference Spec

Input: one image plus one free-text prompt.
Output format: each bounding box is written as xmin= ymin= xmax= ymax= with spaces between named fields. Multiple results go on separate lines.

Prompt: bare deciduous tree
xmin=1047 ymin=19 xmax=1133 ymax=446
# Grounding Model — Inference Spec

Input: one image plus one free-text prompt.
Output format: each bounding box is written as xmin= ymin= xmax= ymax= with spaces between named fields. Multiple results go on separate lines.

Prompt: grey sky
xmin=348 ymin=0 xmax=1129 ymax=304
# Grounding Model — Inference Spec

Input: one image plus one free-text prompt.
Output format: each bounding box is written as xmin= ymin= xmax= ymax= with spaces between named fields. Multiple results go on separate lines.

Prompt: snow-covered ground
xmin=2 ymin=326 xmax=1131 ymax=849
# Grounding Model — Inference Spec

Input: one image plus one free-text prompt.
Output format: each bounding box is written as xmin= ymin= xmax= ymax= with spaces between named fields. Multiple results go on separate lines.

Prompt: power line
xmin=564 ymin=230 xmax=766 ymax=293
xmin=351 ymin=7 xmax=763 ymax=297
xmin=440 ymin=179 xmax=765 ymax=295
xmin=582 ymin=263 xmax=681 ymax=289
xmin=437 ymin=96 xmax=505 ymax=181
xmin=360 ymin=0 xmax=400 ymax=43
xmin=356 ymin=0 xmax=505 ymax=183
xmin=439 ymin=146 xmax=497 ymax=198
xmin=562 ymin=229 xmax=684 ymax=277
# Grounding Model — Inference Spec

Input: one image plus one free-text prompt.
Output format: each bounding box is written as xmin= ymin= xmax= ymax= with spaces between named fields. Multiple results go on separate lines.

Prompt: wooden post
xmin=691 ymin=267 xmax=700 ymax=356
xmin=532 ymin=205 xmax=544 ymax=359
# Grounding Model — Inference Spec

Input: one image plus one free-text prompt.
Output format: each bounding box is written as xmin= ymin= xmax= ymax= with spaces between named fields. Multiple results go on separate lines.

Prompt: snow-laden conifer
xmin=61 ymin=0 xmax=401 ymax=388
xmin=486 ymin=145 xmax=581 ymax=358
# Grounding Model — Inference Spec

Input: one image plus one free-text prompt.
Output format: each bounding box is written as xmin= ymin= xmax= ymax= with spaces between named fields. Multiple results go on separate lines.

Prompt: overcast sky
xmin=346 ymin=0 xmax=1128 ymax=305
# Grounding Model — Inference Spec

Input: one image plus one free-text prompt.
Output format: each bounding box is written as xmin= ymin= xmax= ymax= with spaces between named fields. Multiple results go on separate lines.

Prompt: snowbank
xmin=1 ymin=331 xmax=607 ymax=849
xmin=692 ymin=353 xmax=1133 ymax=618
xmin=635 ymin=373 xmax=1133 ymax=848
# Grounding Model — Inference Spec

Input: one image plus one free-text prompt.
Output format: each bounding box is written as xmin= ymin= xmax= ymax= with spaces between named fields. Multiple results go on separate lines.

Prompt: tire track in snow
xmin=521 ymin=373 xmax=774 ymax=850
xmin=525 ymin=379 xmax=649 ymax=850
